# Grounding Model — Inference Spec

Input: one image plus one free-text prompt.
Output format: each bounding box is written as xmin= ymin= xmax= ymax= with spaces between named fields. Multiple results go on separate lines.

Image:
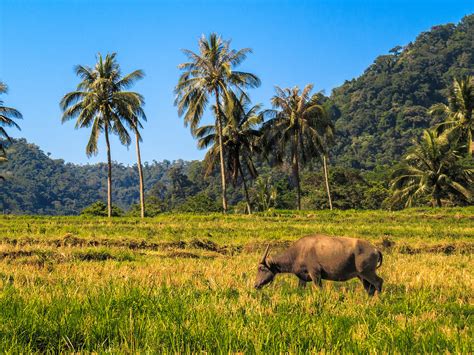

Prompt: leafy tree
xmin=0 ymin=82 xmax=22 ymax=168
xmin=175 ymin=33 xmax=260 ymax=212
xmin=263 ymin=85 xmax=331 ymax=210
xmin=128 ymin=196 xmax=166 ymax=217
xmin=176 ymin=192 xmax=221 ymax=213
xmin=301 ymin=167 xmax=390 ymax=210
xmin=80 ymin=201 xmax=124 ymax=217
xmin=195 ymin=93 xmax=262 ymax=213
xmin=60 ymin=53 xmax=145 ymax=218
xmin=390 ymin=130 xmax=473 ymax=207
xmin=429 ymin=76 xmax=474 ymax=156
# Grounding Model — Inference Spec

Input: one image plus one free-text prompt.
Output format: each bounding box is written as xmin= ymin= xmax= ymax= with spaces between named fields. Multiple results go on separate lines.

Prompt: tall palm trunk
xmin=104 ymin=124 xmax=112 ymax=218
xmin=214 ymin=88 xmax=228 ymax=213
xmin=292 ymin=132 xmax=302 ymax=210
xmin=238 ymin=165 xmax=252 ymax=214
xmin=292 ymin=140 xmax=301 ymax=210
xmin=135 ymin=128 xmax=145 ymax=218
xmin=322 ymin=154 xmax=333 ymax=210
xmin=293 ymin=156 xmax=301 ymax=210
xmin=469 ymin=131 xmax=474 ymax=156
xmin=433 ymin=186 xmax=442 ymax=207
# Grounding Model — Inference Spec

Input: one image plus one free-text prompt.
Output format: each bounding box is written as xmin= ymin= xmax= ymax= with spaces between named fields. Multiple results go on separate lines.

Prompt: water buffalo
xmin=254 ymin=235 xmax=383 ymax=295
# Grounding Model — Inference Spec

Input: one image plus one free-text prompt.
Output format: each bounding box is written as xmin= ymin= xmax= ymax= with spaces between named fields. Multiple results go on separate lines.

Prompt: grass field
xmin=0 ymin=208 xmax=473 ymax=352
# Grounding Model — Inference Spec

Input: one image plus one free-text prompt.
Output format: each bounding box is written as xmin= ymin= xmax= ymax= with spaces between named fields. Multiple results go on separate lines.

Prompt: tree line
xmin=57 ymin=33 xmax=336 ymax=217
xmin=1 ymin=32 xmax=472 ymax=216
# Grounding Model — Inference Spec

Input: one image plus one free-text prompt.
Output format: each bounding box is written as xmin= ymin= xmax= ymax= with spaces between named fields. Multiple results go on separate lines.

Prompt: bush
xmin=127 ymin=197 xmax=168 ymax=217
xmin=176 ymin=193 xmax=221 ymax=213
xmin=80 ymin=201 xmax=124 ymax=217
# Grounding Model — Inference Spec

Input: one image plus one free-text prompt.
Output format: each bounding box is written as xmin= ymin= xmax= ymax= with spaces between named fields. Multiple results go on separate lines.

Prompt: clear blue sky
xmin=1 ymin=0 xmax=472 ymax=165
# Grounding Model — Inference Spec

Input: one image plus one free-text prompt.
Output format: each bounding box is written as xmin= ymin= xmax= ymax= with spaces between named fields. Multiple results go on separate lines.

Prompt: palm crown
xmin=429 ymin=76 xmax=474 ymax=155
xmin=175 ymin=33 xmax=260 ymax=132
xmin=195 ymin=93 xmax=262 ymax=181
xmin=60 ymin=53 xmax=146 ymax=156
xmin=0 ymin=82 xmax=23 ymax=158
xmin=390 ymin=130 xmax=473 ymax=207
xmin=195 ymin=92 xmax=262 ymax=213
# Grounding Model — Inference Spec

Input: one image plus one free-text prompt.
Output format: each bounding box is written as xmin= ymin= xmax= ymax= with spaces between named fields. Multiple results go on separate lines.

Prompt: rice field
xmin=0 ymin=208 xmax=473 ymax=352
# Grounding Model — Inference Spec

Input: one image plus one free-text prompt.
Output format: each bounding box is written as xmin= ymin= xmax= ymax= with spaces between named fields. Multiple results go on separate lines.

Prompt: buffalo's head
xmin=254 ymin=244 xmax=275 ymax=289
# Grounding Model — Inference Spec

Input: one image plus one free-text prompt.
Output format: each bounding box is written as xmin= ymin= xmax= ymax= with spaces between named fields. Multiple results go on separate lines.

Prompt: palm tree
xmin=60 ymin=53 xmax=145 ymax=218
xmin=195 ymin=93 xmax=262 ymax=214
xmin=429 ymin=76 xmax=474 ymax=156
xmin=0 ymin=82 xmax=22 ymax=161
xmin=120 ymin=73 xmax=147 ymax=219
xmin=262 ymin=85 xmax=332 ymax=210
xmin=390 ymin=130 xmax=473 ymax=207
xmin=254 ymin=176 xmax=277 ymax=212
xmin=175 ymin=33 xmax=260 ymax=213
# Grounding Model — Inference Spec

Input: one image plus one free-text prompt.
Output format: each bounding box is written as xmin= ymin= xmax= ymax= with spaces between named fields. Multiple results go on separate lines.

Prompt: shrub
xmin=80 ymin=201 xmax=124 ymax=217
xmin=176 ymin=193 xmax=221 ymax=213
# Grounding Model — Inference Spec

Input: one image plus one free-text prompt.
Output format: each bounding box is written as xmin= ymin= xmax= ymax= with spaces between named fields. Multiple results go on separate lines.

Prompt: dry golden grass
xmin=0 ymin=209 xmax=472 ymax=352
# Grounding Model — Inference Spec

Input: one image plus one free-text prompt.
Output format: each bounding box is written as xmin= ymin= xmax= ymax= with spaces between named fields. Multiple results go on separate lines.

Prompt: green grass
xmin=0 ymin=208 xmax=472 ymax=352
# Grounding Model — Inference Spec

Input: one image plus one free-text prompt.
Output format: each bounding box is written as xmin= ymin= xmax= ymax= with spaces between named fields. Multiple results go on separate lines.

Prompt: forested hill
xmin=1 ymin=138 xmax=390 ymax=215
xmin=330 ymin=14 xmax=474 ymax=169
xmin=0 ymin=139 xmax=212 ymax=215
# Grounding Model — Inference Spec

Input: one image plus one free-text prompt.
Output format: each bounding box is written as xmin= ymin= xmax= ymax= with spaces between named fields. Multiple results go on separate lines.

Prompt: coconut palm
xmin=118 ymin=70 xmax=147 ymax=219
xmin=175 ymin=33 xmax=260 ymax=213
xmin=262 ymin=85 xmax=333 ymax=210
xmin=0 ymin=82 xmax=22 ymax=161
xmin=195 ymin=93 xmax=262 ymax=214
xmin=60 ymin=53 xmax=146 ymax=218
xmin=429 ymin=76 xmax=474 ymax=156
xmin=390 ymin=130 xmax=473 ymax=207
xmin=254 ymin=176 xmax=277 ymax=212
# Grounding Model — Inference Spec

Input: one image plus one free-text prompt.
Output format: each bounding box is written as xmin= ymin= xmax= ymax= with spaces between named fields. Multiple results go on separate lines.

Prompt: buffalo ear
xmin=260 ymin=244 xmax=270 ymax=265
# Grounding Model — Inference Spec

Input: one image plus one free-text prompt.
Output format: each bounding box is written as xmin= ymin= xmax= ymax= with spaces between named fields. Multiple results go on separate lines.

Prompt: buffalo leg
xmin=309 ymin=270 xmax=322 ymax=288
xmin=298 ymin=279 xmax=307 ymax=288
xmin=360 ymin=273 xmax=383 ymax=294
xmin=358 ymin=276 xmax=376 ymax=296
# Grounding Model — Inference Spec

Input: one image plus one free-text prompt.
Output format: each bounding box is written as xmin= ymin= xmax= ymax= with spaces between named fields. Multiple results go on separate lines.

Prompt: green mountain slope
xmin=331 ymin=14 xmax=474 ymax=169
xmin=0 ymin=139 xmax=183 ymax=214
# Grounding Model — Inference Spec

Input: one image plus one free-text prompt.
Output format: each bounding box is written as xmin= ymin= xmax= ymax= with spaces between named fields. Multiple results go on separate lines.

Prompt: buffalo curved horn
xmin=260 ymin=244 xmax=270 ymax=264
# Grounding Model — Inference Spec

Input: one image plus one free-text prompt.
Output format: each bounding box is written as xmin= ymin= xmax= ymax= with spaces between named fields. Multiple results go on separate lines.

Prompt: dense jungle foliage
xmin=330 ymin=15 xmax=474 ymax=169
xmin=0 ymin=139 xmax=391 ymax=214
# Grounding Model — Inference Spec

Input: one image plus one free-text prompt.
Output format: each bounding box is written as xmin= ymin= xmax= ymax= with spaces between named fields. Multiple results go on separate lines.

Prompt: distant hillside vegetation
xmin=0 ymin=139 xmax=391 ymax=214
xmin=331 ymin=14 xmax=474 ymax=169
xmin=0 ymin=139 xmax=205 ymax=214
